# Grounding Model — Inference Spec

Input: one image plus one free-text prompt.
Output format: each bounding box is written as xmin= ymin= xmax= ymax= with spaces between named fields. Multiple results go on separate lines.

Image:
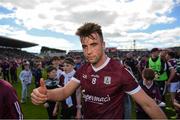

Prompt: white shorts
xmin=169 ymin=81 xmax=180 ymax=93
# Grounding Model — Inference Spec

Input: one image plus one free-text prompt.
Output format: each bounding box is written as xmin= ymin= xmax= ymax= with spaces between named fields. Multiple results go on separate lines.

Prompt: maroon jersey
xmin=0 ymin=80 xmax=23 ymax=119
xmin=167 ymin=59 xmax=179 ymax=82
xmin=71 ymin=58 xmax=140 ymax=119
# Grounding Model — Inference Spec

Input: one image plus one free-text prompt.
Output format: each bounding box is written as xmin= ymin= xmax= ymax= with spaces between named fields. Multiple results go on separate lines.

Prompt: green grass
xmin=13 ymin=82 xmax=48 ymax=119
xmin=12 ymin=67 xmax=176 ymax=119
xmin=12 ymin=67 xmax=48 ymax=119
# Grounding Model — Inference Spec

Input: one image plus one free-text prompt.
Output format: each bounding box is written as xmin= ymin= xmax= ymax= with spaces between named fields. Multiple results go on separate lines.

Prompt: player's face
xmin=81 ymin=32 xmax=105 ymax=67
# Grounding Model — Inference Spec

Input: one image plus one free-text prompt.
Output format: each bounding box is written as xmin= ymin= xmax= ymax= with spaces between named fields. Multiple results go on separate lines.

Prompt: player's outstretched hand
xmin=31 ymin=78 xmax=47 ymax=105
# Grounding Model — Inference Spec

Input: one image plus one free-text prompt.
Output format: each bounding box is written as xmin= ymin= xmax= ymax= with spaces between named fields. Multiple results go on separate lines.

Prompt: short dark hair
xmin=46 ymin=66 xmax=57 ymax=73
xmin=64 ymin=57 xmax=75 ymax=65
xmin=167 ymin=51 xmax=175 ymax=58
xmin=142 ymin=68 xmax=155 ymax=81
xmin=150 ymin=48 xmax=159 ymax=53
xmin=75 ymin=22 xmax=104 ymax=41
xmin=59 ymin=56 xmax=65 ymax=60
xmin=51 ymin=56 xmax=60 ymax=61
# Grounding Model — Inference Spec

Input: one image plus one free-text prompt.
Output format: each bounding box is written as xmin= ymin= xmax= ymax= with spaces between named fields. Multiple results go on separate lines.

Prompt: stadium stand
xmin=0 ymin=36 xmax=38 ymax=59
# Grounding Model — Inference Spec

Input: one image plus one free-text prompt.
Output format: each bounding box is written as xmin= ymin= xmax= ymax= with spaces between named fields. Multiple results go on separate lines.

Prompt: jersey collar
xmin=143 ymin=80 xmax=153 ymax=89
xmin=91 ymin=57 xmax=110 ymax=72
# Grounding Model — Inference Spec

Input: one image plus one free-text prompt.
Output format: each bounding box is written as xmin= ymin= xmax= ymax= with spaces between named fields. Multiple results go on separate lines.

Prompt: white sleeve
xmin=14 ymin=101 xmax=23 ymax=119
xmin=126 ymin=85 xmax=141 ymax=95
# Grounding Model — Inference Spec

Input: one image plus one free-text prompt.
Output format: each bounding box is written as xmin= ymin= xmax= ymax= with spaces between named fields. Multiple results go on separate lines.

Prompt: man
xmin=33 ymin=61 xmax=42 ymax=88
xmin=166 ymin=51 xmax=178 ymax=108
xmin=31 ymin=22 xmax=166 ymax=119
xmin=0 ymin=79 xmax=23 ymax=119
xmin=146 ymin=48 xmax=168 ymax=102
xmin=123 ymin=52 xmax=139 ymax=79
xmin=1 ymin=59 xmax=10 ymax=82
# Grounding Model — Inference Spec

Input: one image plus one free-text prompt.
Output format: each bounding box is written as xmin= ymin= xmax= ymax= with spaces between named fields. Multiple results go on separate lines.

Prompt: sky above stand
xmin=0 ymin=0 xmax=180 ymax=53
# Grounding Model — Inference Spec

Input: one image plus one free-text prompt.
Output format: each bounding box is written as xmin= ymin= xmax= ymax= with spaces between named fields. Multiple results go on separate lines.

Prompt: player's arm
xmin=31 ymin=78 xmax=80 ymax=105
xmin=76 ymin=86 xmax=82 ymax=119
xmin=47 ymin=79 xmax=80 ymax=101
xmin=131 ymin=89 xmax=167 ymax=119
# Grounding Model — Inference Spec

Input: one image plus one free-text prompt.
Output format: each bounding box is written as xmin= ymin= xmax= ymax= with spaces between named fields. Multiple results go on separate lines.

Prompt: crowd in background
xmin=0 ymin=46 xmax=180 ymax=119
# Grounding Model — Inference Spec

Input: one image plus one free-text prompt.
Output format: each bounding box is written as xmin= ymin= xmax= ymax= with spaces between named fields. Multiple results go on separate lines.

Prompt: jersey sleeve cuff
xmin=126 ymin=85 xmax=141 ymax=95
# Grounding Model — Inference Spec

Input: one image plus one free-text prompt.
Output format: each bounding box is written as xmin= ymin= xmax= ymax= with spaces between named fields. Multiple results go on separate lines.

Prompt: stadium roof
xmin=0 ymin=36 xmax=38 ymax=48
xmin=41 ymin=46 xmax=66 ymax=53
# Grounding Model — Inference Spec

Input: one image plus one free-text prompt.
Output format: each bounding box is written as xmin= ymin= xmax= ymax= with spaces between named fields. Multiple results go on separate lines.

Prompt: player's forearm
xmin=143 ymin=100 xmax=167 ymax=119
xmin=76 ymin=87 xmax=82 ymax=105
xmin=47 ymin=80 xmax=80 ymax=101
xmin=135 ymin=90 xmax=167 ymax=119
xmin=47 ymin=87 xmax=66 ymax=101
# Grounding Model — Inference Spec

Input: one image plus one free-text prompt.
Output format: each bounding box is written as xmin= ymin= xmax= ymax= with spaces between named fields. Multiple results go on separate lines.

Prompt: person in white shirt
xmin=19 ymin=61 xmax=32 ymax=103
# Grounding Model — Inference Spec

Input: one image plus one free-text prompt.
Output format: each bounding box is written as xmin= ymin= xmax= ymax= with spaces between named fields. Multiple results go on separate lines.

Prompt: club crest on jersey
xmin=104 ymin=76 xmax=111 ymax=85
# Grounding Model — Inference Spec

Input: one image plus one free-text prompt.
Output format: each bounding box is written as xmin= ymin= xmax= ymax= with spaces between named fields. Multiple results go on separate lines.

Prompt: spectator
xmin=9 ymin=60 xmax=18 ymax=83
xmin=33 ymin=61 xmax=42 ymax=88
xmin=1 ymin=60 xmax=10 ymax=82
xmin=19 ymin=61 xmax=32 ymax=103
xmin=136 ymin=68 xmax=163 ymax=119
xmin=146 ymin=48 xmax=168 ymax=102
xmin=166 ymin=51 xmax=179 ymax=109
xmin=43 ymin=66 xmax=59 ymax=119
xmin=57 ymin=57 xmax=77 ymax=119
xmin=51 ymin=56 xmax=63 ymax=80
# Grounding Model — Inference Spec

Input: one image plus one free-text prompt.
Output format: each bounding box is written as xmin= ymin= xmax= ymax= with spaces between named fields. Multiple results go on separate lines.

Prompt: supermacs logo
xmin=82 ymin=93 xmax=111 ymax=105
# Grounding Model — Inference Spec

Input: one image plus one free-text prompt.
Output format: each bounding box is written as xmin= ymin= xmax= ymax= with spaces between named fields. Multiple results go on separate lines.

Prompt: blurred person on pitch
xmin=136 ymin=68 xmax=164 ymax=119
xmin=33 ymin=61 xmax=42 ymax=88
xmin=165 ymin=51 xmax=179 ymax=110
xmin=51 ymin=56 xmax=63 ymax=80
xmin=19 ymin=61 xmax=32 ymax=103
xmin=54 ymin=57 xmax=77 ymax=119
xmin=146 ymin=48 xmax=168 ymax=102
xmin=43 ymin=66 xmax=60 ymax=119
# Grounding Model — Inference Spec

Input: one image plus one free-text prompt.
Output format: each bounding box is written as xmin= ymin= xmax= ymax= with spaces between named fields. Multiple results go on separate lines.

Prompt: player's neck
xmin=92 ymin=54 xmax=108 ymax=68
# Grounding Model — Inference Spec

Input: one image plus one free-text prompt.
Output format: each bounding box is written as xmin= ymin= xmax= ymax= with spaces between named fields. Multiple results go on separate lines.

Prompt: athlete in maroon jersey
xmin=31 ymin=22 xmax=167 ymax=119
xmin=0 ymin=79 xmax=23 ymax=119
